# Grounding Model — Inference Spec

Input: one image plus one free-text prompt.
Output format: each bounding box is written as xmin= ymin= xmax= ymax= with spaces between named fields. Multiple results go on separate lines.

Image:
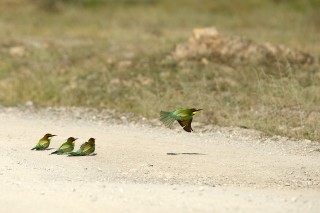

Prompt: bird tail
xmin=50 ymin=150 xmax=58 ymax=155
xmin=160 ymin=111 xmax=176 ymax=128
xmin=31 ymin=147 xmax=36 ymax=150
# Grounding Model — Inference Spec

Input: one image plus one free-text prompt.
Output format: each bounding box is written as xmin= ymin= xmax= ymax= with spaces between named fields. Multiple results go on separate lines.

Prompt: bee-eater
xmin=160 ymin=108 xmax=203 ymax=132
xmin=68 ymin=138 xmax=95 ymax=156
xmin=50 ymin=137 xmax=77 ymax=155
xmin=31 ymin=133 xmax=56 ymax=150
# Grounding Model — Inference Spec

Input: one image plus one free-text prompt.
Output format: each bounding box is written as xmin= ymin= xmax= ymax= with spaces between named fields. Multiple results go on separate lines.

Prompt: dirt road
xmin=1 ymin=107 xmax=320 ymax=212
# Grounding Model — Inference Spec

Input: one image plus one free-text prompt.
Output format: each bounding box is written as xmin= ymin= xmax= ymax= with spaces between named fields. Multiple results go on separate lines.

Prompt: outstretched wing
xmin=178 ymin=119 xmax=193 ymax=132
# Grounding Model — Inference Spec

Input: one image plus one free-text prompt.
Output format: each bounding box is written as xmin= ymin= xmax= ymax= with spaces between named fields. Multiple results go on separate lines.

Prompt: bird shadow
xmin=67 ymin=153 xmax=97 ymax=157
xmin=166 ymin=152 xmax=206 ymax=156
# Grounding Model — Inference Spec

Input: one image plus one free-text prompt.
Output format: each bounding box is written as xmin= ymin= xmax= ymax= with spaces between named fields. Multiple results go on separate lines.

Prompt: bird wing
xmin=39 ymin=139 xmax=49 ymax=147
xmin=83 ymin=144 xmax=94 ymax=155
xmin=36 ymin=139 xmax=50 ymax=149
xmin=58 ymin=142 xmax=73 ymax=152
xmin=80 ymin=142 xmax=88 ymax=150
xmin=178 ymin=119 xmax=193 ymax=132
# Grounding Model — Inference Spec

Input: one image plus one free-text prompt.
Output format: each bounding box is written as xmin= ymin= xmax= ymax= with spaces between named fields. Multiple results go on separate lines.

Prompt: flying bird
xmin=31 ymin=133 xmax=56 ymax=150
xmin=50 ymin=137 xmax=77 ymax=155
xmin=160 ymin=108 xmax=202 ymax=132
xmin=68 ymin=138 xmax=95 ymax=156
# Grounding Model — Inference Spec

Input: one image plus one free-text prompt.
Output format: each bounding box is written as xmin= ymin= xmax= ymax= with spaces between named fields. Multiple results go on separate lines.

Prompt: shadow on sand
xmin=166 ymin=153 xmax=206 ymax=155
xmin=67 ymin=153 xmax=97 ymax=157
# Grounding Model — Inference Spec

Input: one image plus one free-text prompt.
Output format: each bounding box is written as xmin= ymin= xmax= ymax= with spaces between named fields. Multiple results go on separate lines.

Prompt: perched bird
xmin=50 ymin=137 xmax=77 ymax=155
xmin=31 ymin=133 xmax=56 ymax=150
xmin=68 ymin=138 xmax=95 ymax=156
xmin=160 ymin=108 xmax=202 ymax=132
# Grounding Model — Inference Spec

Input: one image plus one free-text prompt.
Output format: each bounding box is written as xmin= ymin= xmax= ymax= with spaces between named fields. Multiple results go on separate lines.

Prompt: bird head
xmin=44 ymin=133 xmax=56 ymax=139
xmin=88 ymin=138 xmax=95 ymax=145
xmin=67 ymin=137 xmax=78 ymax=143
xmin=190 ymin=108 xmax=203 ymax=116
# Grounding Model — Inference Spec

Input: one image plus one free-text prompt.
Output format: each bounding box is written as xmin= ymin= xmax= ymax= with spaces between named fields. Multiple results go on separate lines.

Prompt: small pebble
xmin=291 ymin=197 xmax=297 ymax=202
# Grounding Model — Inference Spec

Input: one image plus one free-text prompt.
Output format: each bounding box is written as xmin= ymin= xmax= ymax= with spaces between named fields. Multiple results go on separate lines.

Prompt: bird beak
xmin=193 ymin=109 xmax=202 ymax=115
xmin=75 ymin=138 xmax=78 ymax=140
xmin=52 ymin=135 xmax=57 ymax=137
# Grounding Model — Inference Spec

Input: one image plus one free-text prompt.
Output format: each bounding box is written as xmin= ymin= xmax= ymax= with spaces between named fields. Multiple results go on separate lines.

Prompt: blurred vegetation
xmin=0 ymin=0 xmax=319 ymax=140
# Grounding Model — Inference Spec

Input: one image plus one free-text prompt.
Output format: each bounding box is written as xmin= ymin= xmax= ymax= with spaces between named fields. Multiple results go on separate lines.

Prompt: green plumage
xmin=160 ymin=108 xmax=202 ymax=132
xmin=68 ymin=138 xmax=95 ymax=156
xmin=51 ymin=137 xmax=77 ymax=155
xmin=31 ymin=133 xmax=56 ymax=150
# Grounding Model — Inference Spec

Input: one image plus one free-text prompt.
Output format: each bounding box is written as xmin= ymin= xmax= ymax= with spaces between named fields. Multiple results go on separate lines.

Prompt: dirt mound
xmin=172 ymin=27 xmax=315 ymax=67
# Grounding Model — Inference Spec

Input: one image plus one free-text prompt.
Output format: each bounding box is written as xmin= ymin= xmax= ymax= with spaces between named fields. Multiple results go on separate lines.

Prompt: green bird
xmin=68 ymin=138 xmax=95 ymax=156
xmin=160 ymin=108 xmax=203 ymax=132
xmin=50 ymin=137 xmax=77 ymax=155
xmin=31 ymin=133 xmax=56 ymax=150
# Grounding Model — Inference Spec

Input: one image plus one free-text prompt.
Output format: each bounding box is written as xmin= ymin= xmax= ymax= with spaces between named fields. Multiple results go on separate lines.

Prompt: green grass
xmin=0 ymin=0 xmax=320 ymax=141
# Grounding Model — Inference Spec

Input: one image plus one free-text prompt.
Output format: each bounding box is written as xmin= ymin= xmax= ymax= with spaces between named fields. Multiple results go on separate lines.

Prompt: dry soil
xmin=0 ymin=107 xmax=320 ymax=212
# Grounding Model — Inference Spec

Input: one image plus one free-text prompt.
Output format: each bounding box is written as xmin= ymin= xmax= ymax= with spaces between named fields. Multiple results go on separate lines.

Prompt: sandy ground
xmin=0 ymin=107 xmax=320 ymax=212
